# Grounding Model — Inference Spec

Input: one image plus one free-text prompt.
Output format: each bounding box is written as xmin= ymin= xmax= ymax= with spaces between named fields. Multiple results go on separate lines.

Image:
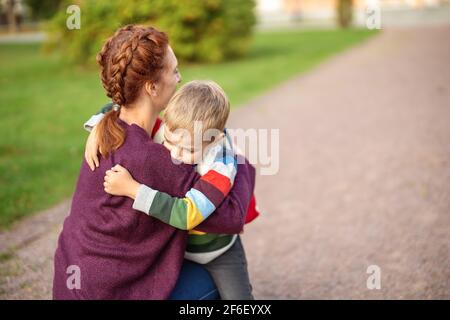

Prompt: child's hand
xmin=103 ymin=164 xmax=140 ymax=199
xmin=85 ymin=126 xmax=100 ymax=171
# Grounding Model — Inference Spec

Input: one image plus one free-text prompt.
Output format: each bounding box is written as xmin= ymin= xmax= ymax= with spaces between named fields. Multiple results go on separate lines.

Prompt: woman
xmin=52 ymin=25 xmax=255 ymax=299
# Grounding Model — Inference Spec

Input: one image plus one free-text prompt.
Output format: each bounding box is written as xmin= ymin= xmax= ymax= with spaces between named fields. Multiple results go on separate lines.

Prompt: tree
xmin=4 ymin=0 xmax=18 ymax=33
xmin=45 ymin=0 xmax=256 ymax=65
xmin=337 ymin=0 xmax=353 ymax=28
xmin=26 ymin=0 xmax=63 ymax=20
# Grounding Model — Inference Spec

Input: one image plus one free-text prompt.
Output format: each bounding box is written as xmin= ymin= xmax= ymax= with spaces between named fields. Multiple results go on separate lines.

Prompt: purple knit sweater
xmin=53 ymin=119 xmax=255 ymax=299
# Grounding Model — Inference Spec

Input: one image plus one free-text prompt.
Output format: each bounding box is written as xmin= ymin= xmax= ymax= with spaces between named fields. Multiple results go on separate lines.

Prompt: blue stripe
xmin=215 ymin=154 xmax=237 ymax=166
xmin=186 ymin=188 xmax=216 ymax=219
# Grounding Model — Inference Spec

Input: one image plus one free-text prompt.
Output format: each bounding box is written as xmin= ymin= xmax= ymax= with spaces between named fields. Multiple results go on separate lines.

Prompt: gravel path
xmin=1 ymin=26 xmax=449 ymax=299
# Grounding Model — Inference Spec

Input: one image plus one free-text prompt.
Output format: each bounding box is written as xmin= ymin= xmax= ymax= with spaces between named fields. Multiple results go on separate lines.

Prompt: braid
xmin=96 ymin=26 xmax=131 ymax=99
xmin=96 ymin=38 xmax=114 ymax=98
xmin=95 ymin=25 xmax=169 ymax=158
xmin=108 ymin=31 xmax=141 ymax=105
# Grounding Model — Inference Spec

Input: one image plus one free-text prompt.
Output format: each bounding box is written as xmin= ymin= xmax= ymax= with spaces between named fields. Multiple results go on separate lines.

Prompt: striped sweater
xmin=133 ymin=124 xmax=239 ymax=264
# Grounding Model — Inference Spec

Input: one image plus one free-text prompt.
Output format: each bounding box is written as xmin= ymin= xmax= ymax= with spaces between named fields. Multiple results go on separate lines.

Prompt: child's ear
xmin=211 ymin=132 xmax=225 ymax=142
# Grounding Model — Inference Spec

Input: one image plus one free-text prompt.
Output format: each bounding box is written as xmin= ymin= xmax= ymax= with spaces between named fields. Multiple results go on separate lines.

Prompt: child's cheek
xmin=184 ymin=151 xmax=199 ymax=165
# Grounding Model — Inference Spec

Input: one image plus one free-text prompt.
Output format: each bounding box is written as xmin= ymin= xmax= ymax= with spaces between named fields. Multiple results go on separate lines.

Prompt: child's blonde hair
xmin=163 ymin=80 xmax=230 ymax=133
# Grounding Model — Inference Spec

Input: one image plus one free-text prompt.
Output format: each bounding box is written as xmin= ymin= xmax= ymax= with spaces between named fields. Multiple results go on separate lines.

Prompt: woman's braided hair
xmin=95 ymin=25 xmax=169 ymax=158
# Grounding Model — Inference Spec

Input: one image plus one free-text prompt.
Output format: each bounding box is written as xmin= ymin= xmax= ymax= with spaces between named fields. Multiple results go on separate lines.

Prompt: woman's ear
xmin=144 ymin=81 xmax=158 ymax=97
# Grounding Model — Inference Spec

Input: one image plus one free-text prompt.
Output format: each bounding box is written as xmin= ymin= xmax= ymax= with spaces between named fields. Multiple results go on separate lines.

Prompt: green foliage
xmin=45 ymin=0 xmax=256 ymax=64
xmin=25 ymin=0 xmax=63 ymax=20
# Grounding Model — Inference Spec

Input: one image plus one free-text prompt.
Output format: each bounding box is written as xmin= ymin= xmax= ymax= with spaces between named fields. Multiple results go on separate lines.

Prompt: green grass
xmin=0 ymin=28 xmax=377 ymax=228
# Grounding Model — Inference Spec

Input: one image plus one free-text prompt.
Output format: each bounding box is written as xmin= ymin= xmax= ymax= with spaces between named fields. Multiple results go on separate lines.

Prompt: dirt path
xmin=1 ymin=26 xmax=449 ymax=299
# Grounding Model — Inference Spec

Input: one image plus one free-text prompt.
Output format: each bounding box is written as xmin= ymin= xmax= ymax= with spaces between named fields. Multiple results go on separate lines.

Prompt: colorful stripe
xmin=200 ymin=170 xmax=232 ymax=196
xmin=184 ymin=235 xmax=238 ymax=264
xmin=187 ymin=234 xmax=235 ymax=253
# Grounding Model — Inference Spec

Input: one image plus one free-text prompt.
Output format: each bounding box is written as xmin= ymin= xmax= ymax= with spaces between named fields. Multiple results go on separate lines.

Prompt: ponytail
xmin=96 ymin=108 xmax=125 ymax=158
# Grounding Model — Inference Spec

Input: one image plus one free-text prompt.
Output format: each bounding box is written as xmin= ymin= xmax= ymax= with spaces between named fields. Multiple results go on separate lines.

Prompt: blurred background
xmin=0 ymin=0 xmax=449 ymax=299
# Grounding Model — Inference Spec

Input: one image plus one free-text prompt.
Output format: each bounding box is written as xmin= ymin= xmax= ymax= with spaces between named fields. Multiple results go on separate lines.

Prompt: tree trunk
xmin=337 ymin=0 xmax=353 ymax=28
xmin=6 ymin=0 xmax=18 ymax=33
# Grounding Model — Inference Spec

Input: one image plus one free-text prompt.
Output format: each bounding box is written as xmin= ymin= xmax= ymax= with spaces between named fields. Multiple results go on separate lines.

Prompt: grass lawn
xmin=0 ymin=28 xmax=377 ymax=228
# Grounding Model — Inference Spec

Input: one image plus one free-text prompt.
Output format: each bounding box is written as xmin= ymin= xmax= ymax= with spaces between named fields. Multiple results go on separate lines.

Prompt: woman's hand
xmin=85 ymin=126 xmax=100 ymax=171
xmin=104 ymin=164 xmax=140 ymax=199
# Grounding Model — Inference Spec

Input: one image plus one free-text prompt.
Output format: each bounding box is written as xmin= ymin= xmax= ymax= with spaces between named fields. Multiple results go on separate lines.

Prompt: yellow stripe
xmin=188 ymin=229 xmax=207 ymax=235
xmin=184 ymin=197 xmax=205 ymax=230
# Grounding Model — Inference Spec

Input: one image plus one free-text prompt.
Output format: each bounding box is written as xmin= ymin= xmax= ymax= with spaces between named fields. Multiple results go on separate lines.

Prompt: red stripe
xmin=200 ymin=170 xmax=232 ymax=196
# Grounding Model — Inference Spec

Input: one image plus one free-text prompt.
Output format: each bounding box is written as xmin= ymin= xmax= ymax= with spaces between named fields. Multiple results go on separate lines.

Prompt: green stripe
xmin=186 ymin=234 xmax=234 ymax=253
xmin=169 ymin=198 xmax=188 ymax=229
xmin=187 ymin=233 xmax=223 ymax=246
xmin=149 ymin=192 xmax=176 ymax=225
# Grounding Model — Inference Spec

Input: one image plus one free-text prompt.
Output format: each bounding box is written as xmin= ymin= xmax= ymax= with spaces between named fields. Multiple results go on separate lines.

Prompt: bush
xmin=45 ymin=0 xmax=256 ymax=64
xmin=26 ymin=0 xmax=63 ymax=20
